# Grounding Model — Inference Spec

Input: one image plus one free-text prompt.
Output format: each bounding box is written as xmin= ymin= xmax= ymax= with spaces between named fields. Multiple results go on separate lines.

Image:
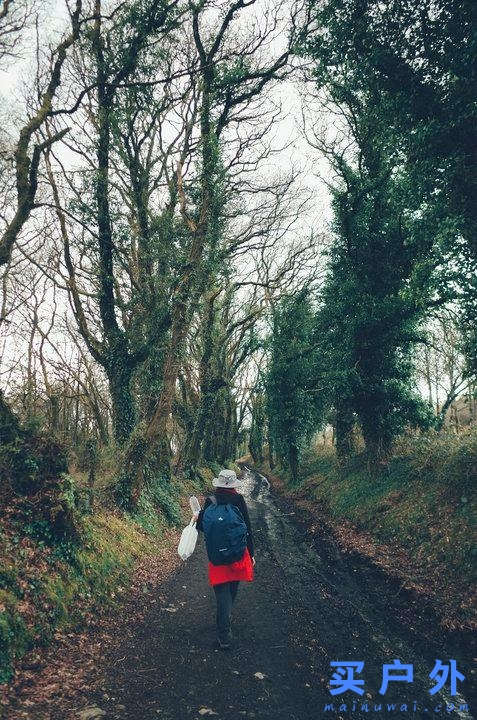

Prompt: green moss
xmin=0 ymin=566 xmax=20 ymax=594
xmin=0 ymin=453 xmax=214 ymax=684
xmin=207 ymin=460 xmax=223 ymax=477
xmin=42 ymin=576 xmax=83 ymax=625
xmin=0 ymin=590 xmax=33 ymax=683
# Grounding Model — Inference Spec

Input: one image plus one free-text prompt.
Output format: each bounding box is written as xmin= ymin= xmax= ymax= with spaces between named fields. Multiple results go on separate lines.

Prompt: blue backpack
xmin=202 ymin=497 xmax=247 ymax=565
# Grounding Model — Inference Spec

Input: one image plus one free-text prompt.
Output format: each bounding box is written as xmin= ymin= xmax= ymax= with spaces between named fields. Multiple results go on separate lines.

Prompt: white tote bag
xmin=177 ymin=518 xmax=198 ymax=560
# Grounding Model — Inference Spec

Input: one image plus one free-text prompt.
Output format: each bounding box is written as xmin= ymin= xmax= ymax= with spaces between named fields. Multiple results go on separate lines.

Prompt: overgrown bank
xmin=252 ymin=430 xmax=476 ymax=631
xmin=0 ymin=458 xmax=229 ymax=686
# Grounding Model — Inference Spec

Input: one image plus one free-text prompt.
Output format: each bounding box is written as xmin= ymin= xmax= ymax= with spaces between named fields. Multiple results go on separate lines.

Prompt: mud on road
xmin=76 ymin=466 xmax=474 ymax=720
xmin=11 ymin=466 xmax=474 ymax=720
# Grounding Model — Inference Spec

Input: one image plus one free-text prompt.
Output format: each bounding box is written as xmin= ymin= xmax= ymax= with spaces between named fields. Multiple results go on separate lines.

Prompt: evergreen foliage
xmin=265 ymin=292 xmax=324 ymax=479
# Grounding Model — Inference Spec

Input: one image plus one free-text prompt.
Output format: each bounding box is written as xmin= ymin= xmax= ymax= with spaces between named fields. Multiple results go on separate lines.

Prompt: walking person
xmin=195 ymin=469 xmax=255 ymax=649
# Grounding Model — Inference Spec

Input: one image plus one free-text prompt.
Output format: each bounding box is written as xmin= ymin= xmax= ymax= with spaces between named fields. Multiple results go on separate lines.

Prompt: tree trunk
xmin=220 ymin=393 xmax=236 ymax=464
xmin=185 ymin=294 xmax=218 ymax=469
xmin=288 ymin=443 xmax=299 ymax=484
xmin=119 ymin=305 xmax=189 ymax=507
xmin=268 ymin=435 xmax=276 ymax=469
xmin=424 ymin=344 xmax=433 ymax=407
xmin=118 ymin=69 xmax=218 ymax=508
xmin=335 ymin=399 xmax=357 ymax=458
xmin=108 ymin=365 xmax=136 ymax=445
xmin=434 ymin=390 xmax=459 ymax=431
xmin=89 ymin=391 xmax=109 ymax=446
xmin=48 ymin=394 xmax=60 ymax=434
xmin=186 ymin=391 xmax=212 ymax=468
xmin=362 ymin=429 xmax=391 ymax=461
xmin=360 ymin=408 xmax=392 ymax=460
xmin=0 ymin=390 xmax=20 ymax=444
xmin=202 ymin=387 xmax=227 ymax=463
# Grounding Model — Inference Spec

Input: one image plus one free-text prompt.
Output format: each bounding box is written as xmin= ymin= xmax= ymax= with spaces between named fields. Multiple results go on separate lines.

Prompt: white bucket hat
xmin=212 ymin=468 xmax=242 ymax=489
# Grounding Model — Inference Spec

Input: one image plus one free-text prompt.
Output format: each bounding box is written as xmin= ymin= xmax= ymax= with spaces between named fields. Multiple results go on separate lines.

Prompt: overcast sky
xmin=0 ymin=1 xmax=464 ymax=410
xmin=0 ymin=0 xmax=333 ymax=230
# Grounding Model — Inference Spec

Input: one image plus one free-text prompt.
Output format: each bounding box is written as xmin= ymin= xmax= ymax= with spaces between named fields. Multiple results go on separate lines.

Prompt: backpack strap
xmin=208 ymin=495 xmax=217 ymax=505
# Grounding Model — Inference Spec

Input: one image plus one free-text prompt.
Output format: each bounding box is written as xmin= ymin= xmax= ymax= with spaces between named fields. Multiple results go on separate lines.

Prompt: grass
xmin=0 ymin=506 xmax=161 ymax=684
xmin=259 ymin=428 xmax=476 ymax=625
xmin=0 ymin=450 xmax=221 ymax=684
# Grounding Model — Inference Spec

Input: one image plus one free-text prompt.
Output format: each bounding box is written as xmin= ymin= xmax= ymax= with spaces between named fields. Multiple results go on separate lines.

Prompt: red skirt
xmin=208 ymin=547 xmax=254 ymax=586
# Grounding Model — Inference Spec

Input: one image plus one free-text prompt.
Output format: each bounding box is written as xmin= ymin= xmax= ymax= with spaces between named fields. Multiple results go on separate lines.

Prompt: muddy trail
xmin=9 ymin=467 xmax=475 ymax=720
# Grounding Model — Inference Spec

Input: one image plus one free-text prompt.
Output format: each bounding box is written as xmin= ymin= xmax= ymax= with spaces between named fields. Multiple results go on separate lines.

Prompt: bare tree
xmin=0 ymin=0 xmax=32 ymax=64
xmin=417 ymin=308 xmax=474 ymax=430
xmin=116 ymin=0 xmax=308 ymax=505
xmin=41 ymin=0 xmax=181 ymax=443
xmin=0 ymin=0 xmax=84 ymax=266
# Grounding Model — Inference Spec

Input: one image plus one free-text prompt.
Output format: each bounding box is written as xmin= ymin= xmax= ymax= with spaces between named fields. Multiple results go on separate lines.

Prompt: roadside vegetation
xmin=0 ymin=506 xmax=157 ymax=684
xmin=0 ymin=441 xmax=230 ymax=683
xmin=255 ymin=429 xmax=476 ymax=629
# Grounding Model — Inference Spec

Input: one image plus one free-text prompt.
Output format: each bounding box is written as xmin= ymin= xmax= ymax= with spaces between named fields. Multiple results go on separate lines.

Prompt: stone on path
xmin=76 ymin=706 xmax=107 ymax=719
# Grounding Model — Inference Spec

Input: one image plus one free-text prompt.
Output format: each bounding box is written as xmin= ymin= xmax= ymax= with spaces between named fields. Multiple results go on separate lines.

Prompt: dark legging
xmin=213 ymin=581 xmax=239 ymax=641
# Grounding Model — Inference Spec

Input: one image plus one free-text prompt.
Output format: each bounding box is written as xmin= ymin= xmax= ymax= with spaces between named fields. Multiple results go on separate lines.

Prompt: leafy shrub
xmin=0 ymin=432 xmax=68 ymax=496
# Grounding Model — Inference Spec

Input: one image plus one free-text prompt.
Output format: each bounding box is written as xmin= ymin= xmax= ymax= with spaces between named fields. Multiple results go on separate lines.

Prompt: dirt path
xmin=6 ymin=467 xmax=475 ymax=720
